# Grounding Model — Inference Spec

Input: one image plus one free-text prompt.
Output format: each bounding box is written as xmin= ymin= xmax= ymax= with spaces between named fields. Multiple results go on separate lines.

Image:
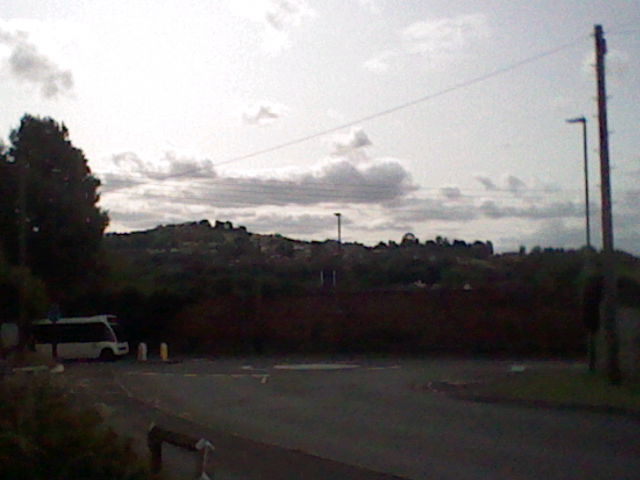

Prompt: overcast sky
xmin=1 ymin=1 xmax=639 ymax=253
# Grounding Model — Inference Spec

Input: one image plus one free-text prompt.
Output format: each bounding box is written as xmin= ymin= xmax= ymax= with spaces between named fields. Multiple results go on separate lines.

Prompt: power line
xmin=105 ymin=177 xmax=579 ymax=196
xmin=117 ymin=34 xmax=589 ymax=183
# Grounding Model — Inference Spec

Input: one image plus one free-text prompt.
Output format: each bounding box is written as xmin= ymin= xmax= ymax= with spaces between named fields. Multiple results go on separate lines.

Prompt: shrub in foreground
xmin=0 ymin=374 xmax=149 ymax=480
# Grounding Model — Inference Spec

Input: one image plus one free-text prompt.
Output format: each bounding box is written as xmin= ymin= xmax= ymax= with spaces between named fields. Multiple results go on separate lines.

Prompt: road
xmin=65 ymin=357 xmax=640 ymax=479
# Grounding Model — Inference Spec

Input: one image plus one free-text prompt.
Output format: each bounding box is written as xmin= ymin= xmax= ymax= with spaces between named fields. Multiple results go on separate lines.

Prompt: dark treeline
xmin=67 ymin=219 xmax=640 ymax=355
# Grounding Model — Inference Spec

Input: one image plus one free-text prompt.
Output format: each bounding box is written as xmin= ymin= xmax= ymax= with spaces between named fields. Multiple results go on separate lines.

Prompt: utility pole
xmin=334 ymin=212 xmax=342 ymax=245
xmin=16 ymin=152 xmax=30 ymax=351
xmin=594 ymin=24 xmax=621 ymax=384
xmin=334 ymin=212 xmax=342 ymax=289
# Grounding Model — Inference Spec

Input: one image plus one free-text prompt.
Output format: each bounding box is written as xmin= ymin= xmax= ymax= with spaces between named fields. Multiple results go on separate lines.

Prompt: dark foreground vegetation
xmin=0 ymin=373 xmax=148 ymax=480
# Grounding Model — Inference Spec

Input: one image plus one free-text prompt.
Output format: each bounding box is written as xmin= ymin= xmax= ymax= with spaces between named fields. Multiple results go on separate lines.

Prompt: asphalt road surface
xmin=65 ymin=357 xmax=640 ymax=480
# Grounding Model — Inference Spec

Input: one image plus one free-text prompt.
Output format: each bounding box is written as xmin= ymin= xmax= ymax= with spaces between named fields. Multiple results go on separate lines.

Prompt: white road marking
xmin=124 ymin=371 xmax=270 ymax=382
xmin=272 ymin=363 xmax=360 ymax=370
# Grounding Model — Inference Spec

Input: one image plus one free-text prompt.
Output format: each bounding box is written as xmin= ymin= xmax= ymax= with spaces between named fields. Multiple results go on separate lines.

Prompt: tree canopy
xmin=0 ymin=114 xmax=109 ymax=300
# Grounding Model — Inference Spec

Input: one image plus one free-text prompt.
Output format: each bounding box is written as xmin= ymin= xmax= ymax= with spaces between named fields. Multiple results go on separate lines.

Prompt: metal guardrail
xmin=147 ymin=424 xmax=214 ymax=479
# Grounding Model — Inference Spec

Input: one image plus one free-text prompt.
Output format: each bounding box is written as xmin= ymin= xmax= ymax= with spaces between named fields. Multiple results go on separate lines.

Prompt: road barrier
xmin=147 ymin=424 xmax=214 ymax=479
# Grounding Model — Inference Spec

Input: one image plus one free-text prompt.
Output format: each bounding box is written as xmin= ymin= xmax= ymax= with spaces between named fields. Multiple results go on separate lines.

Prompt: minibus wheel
xmin=99 ymin=349 xmax=116 ymax=362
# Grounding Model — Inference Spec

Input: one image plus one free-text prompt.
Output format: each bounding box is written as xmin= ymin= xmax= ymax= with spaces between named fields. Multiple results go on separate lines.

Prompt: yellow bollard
xmin=160 ymin=342 xmax=169 ymax=361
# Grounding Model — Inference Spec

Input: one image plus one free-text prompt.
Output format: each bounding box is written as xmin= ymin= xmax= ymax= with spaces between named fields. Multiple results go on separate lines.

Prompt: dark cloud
xmin=479 ymin=200 xmax=580 ymax=219
xmin=475 ymin=175 xmax=498 ymax=191
xmin=200 ymin=158 xmax=416 ymax=207
xmin=100 ymin=153 xmax=416 ymax=207
xmin=390 ymin=197 xmax=477 ymax=222
xmin=505 ymin=175 xmax=526 ymax=194
xmin=331 ymin=128 xmax=372 ymax=156
xmin=475 ymin=174 xmax=532 ymax=196
xmin=440 ymin=186 xmax=462 ymax=200
xmin=100 ymin=173 xmax=145 ymax=192
xmin=112 ymin=152 xmax=145 ymax=170
xmin=0 ymin=27 xmax=74 ymax=98
xmin=162 ymin=152 xmax=216 ymax=179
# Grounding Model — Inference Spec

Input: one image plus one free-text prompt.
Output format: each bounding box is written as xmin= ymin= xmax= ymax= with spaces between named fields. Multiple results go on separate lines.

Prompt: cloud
xmin=207 ymin=157 xmax=416 ymax=206
xmin=391 ymin=197 xmax=477 ymax=222
xmin=330 ymin=128 xmax=372 ymax=156
xmin=363 ymin=50 xmax=397 ymax=74
xmin=101 ymin=173 xmax=145 ymax=192
xmin=107 ymin=209 xmax=174 ymax=232
xmin=366 ymin=13 xmax=490 ymax=74
xmin=100 ymin=150 xmax=416 ymax=207
xmin=264 ymin=0 xmax=313 ymax=30
xmin=237 ymin=212 xmax=336 ymax=235
xmin=231 ymin=0 xmax=314 ymax=53
xmin=100 ymin=151 xmax=217 ymax=192
xmin=440 ymin=186 xmax=463 ymax=200
xmin=162 ymin=152 xmax=217 ymax=179
xmin=0 ymin=24 xmax=73 ymax=98
xmin=505 ymin=174 xmax=526 ymax=195
xmin=386 ymin=182 xmax=583 ymax=226
xmin=402 ymin=14 xmax=490 ymax=67
xmin=242 ymin=102 xmax=286 ymax=125
xmin=402 ymin=14 xmax=490 ymax=53
xmin=475 ymin=175 xmax=498 ymax=191
xmin=111 ymin=151 xmax=145 ymax=171
xmin=475 ymin=174 xmax=529 ymax=195
xmin=479 ymin=200 xmax=580 ymax=220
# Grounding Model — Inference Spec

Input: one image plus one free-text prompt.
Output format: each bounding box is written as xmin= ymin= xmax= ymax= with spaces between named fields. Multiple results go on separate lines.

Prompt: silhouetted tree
xmin=0 ymin=114 xmax=109 ymax=300
xmin=401 ymin=232 xmax=419 ymax=246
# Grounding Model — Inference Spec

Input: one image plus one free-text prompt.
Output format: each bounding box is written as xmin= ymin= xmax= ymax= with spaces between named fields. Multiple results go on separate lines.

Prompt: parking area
xmin=66 ymin=356 xmax=632 ymax=480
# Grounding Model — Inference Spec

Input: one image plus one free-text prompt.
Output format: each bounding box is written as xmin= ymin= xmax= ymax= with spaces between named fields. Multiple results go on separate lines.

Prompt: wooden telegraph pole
xmin=17 ymin=151 xmax=30 ymax=351
xmin=594 ymin=24 xmax=621 ymax=384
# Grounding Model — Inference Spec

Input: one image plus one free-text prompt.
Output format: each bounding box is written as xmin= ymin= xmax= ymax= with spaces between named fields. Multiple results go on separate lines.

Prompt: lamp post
xmin=566 ymin=116 xmax=591 ymax=249
xmin=334 ymin=212 xmax=342 ymax=245
xmin=567 ymin=116 xmax=596 ymax=373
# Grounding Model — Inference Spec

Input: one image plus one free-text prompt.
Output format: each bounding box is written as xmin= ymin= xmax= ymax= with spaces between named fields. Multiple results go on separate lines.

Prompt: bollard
xmin=160 ymin=342 xmax=168 ymax=361
xmin=137 ymin=342 xmax=147 ymax=362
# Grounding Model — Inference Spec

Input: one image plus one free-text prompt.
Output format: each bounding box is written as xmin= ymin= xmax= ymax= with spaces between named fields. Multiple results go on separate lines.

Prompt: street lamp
xmin=566 ymin=116 xmax=591 ymax=249
xmin=334 ymin=212 xmax=342 ymax=244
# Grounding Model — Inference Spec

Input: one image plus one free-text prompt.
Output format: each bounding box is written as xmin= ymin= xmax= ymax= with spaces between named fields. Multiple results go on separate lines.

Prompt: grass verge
xmin=466 ymin=371 xmax=640 ymax=414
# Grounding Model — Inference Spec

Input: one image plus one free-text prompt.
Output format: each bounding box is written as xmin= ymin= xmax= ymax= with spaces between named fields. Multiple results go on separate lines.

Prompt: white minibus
xmin=33 ymin=315 xmax=129 ymax=360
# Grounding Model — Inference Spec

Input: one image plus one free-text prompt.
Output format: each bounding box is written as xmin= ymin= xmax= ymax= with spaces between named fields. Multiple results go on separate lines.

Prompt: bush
xmin=0 ymin=375 xmax=149 ymax=480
